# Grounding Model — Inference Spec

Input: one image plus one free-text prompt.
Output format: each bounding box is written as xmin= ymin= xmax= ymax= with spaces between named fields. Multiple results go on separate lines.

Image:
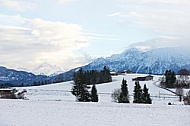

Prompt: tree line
xmin=71 ymin=66 xmax=112 ymax=102
xmin=73 ymin=66 xmax=112 ymax=85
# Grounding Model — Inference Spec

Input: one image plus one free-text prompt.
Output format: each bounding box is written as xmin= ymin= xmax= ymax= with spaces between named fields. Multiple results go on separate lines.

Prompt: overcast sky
xmin=0 ymin=0 xmax=190 ymax=71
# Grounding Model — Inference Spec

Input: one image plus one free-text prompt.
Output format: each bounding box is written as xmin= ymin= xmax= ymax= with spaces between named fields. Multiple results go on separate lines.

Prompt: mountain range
xmin=82 ymin=47 xmax=190 ymax=74
xmin=56 ymin=46 xmax=190 ymax=83
xmin=1 ymin=46 xmax=190 ymax=86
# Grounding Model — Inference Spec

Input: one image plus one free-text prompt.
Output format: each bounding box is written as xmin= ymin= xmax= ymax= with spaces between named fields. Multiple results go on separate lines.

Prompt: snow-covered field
xmin=0 ymin=74 xmax=190 ymax=126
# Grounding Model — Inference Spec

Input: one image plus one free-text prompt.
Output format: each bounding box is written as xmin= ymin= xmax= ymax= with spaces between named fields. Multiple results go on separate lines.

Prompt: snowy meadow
xmin=0 ymin=74 xmax=190 ymax=126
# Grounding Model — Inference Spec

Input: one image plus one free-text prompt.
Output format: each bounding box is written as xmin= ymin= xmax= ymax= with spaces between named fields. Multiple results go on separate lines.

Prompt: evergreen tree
xmin=142 ymin=84 xmax=152 ymax=104
xmin=71 ymin=66 xmax=112 ymax=102
xmin=171 ymin=71 xmax=176 ymax=85
xmin=119 ymin=78 xmax=129 ymax=103
xmin=164 ymin=70 xmax=176 ymax=88
xmin=91 ymin=84 xmax=99 ymax=102
xmin=73 ymin=66 xmax=112 ymax=85
xmin=71 ymin=68 xmax=91 ymax=102
xmin=133 ymin=81 xmax=143 ymax=103
xmin=102 ymin=66 xmax=112 ymax=83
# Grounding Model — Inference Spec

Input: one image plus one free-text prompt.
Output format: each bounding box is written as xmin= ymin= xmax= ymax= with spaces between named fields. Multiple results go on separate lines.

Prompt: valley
xmin=0 ymin=74 xmax=189 ymax=126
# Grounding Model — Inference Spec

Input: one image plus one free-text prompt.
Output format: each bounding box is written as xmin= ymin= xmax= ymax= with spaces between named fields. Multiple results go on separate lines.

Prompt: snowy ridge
xmin=33 ymin=62 xmax=64 ymax=76
xmin=83 ymin=47 xmax=190 ymax=74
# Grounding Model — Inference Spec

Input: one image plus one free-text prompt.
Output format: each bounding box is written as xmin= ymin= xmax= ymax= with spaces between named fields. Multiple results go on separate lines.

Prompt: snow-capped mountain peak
xmin=33 ymin=62 xmax=64 ymax=76
xmin=82 ymin=46 xmax=190 ymax=74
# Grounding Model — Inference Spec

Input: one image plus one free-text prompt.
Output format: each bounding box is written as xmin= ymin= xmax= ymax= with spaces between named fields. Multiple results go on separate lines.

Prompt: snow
xmin=32 ymin=62 xmax=64 ymax=76
xmin=0 ymin=74 xmax=190 ymax=126
xmin=88 ymin=46 xmax=190 ymax=74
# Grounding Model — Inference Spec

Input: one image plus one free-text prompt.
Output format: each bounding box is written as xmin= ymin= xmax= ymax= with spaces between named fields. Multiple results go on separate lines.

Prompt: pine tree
xmin=71 ymin=68 xmax=91 ymax=102
xmin=142 ymin=84 xmax=152 ymax=104
xmin=100 ymin=66 xmax=112 ymax=83
xmin=91 ymin=84 xmax=99 ymax=102
xmin=104 ymin=66 xmax=112 ymax=82
xmin=119 ymin=78 xmax=129 ymax=103
xmin=133 ymin=81 xmax=143 ymax=103
xmin=164 ymin=70 xmax=176 ymax=88
xmin=171 ymin=71 xmax=176 ymax=85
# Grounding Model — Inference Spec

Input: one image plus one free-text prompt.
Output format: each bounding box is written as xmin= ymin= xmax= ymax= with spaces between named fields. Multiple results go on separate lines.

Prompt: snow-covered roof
xmin=0 ymin=88 xmax=16 ymax=91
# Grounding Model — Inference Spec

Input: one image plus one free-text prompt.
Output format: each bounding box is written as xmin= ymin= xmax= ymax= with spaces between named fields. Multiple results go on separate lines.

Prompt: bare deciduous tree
xmin=176 ymin=88 xmax=184 ymax=102
xmin=178 ymin=69 xmax=189 ymax=83
xmin=111 ymin=89 xmax=121 ymax=103
xmin=184 ymin=90 xmax=190 ymax=105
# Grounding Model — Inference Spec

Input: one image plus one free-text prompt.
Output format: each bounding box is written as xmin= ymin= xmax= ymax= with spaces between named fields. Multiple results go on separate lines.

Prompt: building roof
xmin=0 ymin=88 xmax=15 ymax=91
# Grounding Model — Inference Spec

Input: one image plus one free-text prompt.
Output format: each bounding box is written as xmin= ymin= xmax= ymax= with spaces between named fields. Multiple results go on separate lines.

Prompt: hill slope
xmin=1 ymin=74 xmax=189 ymax=126
xmin=0 ymin=66 xmax=48 ymax=86
xmin=21 ymin=74 xmax=178 ymax=104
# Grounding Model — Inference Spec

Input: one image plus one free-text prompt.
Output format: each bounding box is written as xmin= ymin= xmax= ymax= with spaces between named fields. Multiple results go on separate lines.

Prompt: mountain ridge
xmin=0 ymin=66 xmax=48 ymax=86
xmin=1 ymin=46 xmax=190 ymax=86
xmin=81 ymin=46 xmax=190 ymax=74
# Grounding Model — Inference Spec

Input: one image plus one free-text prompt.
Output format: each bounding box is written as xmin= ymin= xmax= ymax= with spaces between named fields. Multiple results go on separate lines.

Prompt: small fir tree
xmin=142 ymin=84 xmax=152 ymax=104
xmin=133 ymin=81 xmax=143 ymax=103
xmin=119 ymin=78 xmax=129 ymax=103
xmin=91 ymin=84 xmax=99 ymax=102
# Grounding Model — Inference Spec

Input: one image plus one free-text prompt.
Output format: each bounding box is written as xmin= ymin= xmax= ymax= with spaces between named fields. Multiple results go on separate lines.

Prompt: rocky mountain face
xmin=55 ymin=46 xmax=190 ymax=82
xmin=82 ymin=47 xmax=190 ymax=74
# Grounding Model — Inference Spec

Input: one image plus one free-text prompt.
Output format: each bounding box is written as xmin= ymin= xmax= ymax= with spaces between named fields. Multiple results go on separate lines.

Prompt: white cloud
xmin=108 ymin=12 xmax=121 ymax=17
xmin=0 ymin=0 xmax=35 ymax=11
xmin=57 ymin=0 xmax=77 ymax=4
xmin=129 ymin=37 xmax=190 ymax=51
xmin=81 ymin=30 xmax=121 ymax=42
xmin=0 ymin=14 xmax=90 ymax=71
xmin=114 ymin=0 xmax=190 ymax=37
